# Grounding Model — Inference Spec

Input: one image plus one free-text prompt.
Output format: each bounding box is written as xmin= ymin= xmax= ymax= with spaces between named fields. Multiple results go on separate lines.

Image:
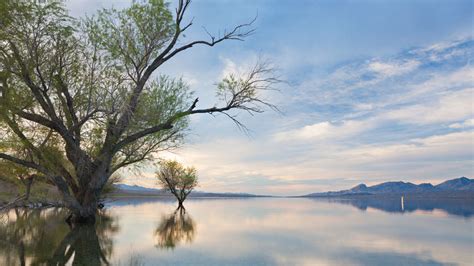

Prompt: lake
xmin=0 ymin=197 xmax=473 ymax=265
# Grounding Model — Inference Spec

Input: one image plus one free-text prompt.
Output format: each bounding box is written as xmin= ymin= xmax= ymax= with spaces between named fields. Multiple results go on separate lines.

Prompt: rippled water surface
xmin=0 ymin=197 xmax=473 ymax=265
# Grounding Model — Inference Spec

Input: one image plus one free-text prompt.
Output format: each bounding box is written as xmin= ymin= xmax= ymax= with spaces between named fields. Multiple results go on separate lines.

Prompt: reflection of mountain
xmin=154 ymin=207 xmax=196 ymax=250
xmin=0 ymin=209 xmax=119 ymax=265
xmin=303 ymin=177 xmax=474 ymax=197
xmin=318 ymin=196 xmax=474 ymax=217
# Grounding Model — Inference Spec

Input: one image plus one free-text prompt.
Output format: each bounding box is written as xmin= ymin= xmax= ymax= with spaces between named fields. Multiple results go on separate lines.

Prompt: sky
xmin=65 ymin=0 xmax=473 ymax=195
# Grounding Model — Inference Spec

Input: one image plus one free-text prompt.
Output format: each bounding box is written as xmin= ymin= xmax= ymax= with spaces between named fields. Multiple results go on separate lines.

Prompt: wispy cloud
xmin=68 ymin=0 xmax=473 ymax=195
xmin=120 ymin=38 xmax=473 ymax=195
xmin=449 ymin=118 xmax=474 ymax=129
xmin=273 ymin=120 xmax=372 ymax=142
xmin=368 ymin=59 xmax=421 ymax=78
xmin=383 ymin=88 xmax=473 ymax=125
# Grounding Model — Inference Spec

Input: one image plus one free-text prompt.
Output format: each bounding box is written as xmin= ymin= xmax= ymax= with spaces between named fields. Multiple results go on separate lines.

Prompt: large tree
xmin=0 ymin=0 xmax=277 ymax=223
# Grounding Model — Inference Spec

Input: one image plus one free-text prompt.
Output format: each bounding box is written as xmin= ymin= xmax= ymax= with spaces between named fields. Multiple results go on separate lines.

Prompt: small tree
xmin=156 ymin=160 xmax=198 ymax=207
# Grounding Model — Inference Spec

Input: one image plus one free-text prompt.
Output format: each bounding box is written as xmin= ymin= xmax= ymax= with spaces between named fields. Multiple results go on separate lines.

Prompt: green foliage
xmin=0 ymin=161 xmax=27 ymax=185
xmin=116 ymin=77 xmax=192 ymax=170
xmin=156 ymin=160 xmax=198 ymax=203
xmin=0 ymin=0 xmax=274 ymax=216
xmin=85 ymin=0 xmax=174 ymax=74
xmin=0 ymin=0 xmax=192 ymax=175
xmin=136 ymin=77 xmax=191 ymax=130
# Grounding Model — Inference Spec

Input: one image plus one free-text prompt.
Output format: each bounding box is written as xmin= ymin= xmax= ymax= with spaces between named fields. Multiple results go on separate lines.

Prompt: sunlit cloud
xmin=118 ymin=38 xmax=474 ymax=195
xmin=63 ymin=0 xmax=473 ymax=195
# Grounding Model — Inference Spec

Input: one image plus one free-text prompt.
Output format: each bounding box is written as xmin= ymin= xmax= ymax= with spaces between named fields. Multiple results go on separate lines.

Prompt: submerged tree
xmin=156 ymin=160 xmax=198 ymax=207
xmin=0 ymin=0 xmax=278 ymax=224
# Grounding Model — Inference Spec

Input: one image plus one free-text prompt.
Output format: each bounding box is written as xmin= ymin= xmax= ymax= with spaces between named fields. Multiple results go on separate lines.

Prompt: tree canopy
xmin=156 ymin=160 xmax=198 ymax=205
xmin=0 ymin=0 xmax=278 ymax=223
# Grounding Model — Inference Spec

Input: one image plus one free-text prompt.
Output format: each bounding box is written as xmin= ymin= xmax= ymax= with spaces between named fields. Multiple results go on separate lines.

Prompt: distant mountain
xmin=112 ymin=184 xmax=265 ymax=198
xmin=114 ymin=184 xmax=162 ymax=193
xmin=303 ymin=177 xmax=474 ymax=197
xmin=436 ymin=177 xmax=474 ymax=191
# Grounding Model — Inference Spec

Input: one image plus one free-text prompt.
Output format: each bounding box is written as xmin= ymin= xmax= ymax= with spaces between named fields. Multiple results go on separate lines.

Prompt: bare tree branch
xmin=161 ymin=16 xmax=257 ymax=62
xmin=111 ymin=0 xmax=256 ymax=144
xmin=114 ymin=60 xmax=279 ymax=148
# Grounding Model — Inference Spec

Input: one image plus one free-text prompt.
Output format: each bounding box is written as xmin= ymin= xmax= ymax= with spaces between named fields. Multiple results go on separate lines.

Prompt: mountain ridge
xmin=302 ymin=177 xmax=474 ymax=197
xmin=113 ymin=177 xmax=473 ymax=198
xmin=112 ymin=183 xmax=266 ymax=198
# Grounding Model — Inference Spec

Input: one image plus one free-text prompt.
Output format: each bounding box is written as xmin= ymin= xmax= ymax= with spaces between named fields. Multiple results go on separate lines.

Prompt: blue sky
xmin=67 ymin=0 xmax=473 ymax=195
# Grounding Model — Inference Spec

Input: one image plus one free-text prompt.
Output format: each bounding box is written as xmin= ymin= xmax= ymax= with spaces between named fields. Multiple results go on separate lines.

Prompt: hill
xmin=302 ymin=177 xmax=474 ymax=197
xmin=111 ymin=184 xmax=265 ymax=198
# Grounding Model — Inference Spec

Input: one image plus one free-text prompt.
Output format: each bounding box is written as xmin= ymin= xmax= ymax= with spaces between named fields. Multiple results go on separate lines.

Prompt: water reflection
xmin=154 ymin=206 xmax=196 ymax=250
xmin=319 ymin=196 xmax=474 ymax=217
xmin=0 ymin=208 xmax=119 ymax=265
xmin=1 ymin=198 xmax=472 ymax=266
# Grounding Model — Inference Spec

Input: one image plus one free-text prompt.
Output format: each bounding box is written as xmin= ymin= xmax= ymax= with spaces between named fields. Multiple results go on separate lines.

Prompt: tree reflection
xmin=0 ymin=208 xmax=119 ymax=265
xmin=154 ymin=206 xmax=196 ymax=250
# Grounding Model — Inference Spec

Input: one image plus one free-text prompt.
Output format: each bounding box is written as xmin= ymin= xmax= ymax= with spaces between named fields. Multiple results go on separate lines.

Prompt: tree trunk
xmin=69 ymin=188 xmax=101 ymax=224
xmin=64 ymin=166 xmax=112 ymax=225
xmin=18 ymin=174 xmax=34 ymax=201
xmin=24 ymin=177 xmax=33 ymax=201
xmin=52 ymin=163 xmax=111 ymax=225
xmin=71 ymin=207 xmax=97 ymax=224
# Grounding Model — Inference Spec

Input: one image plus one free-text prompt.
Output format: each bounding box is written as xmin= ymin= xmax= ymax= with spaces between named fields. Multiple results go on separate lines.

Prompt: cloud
xmin=65 ymin=0 xmax=130 ymax=17
xmin=273 ymin=120 xmax=372 ymax=142
xmin=383 ymin=88 xmax=473 ymax=125
xmin=368 ymin=59 xmax=420 ymax=78
xmin=274 ymin=85 xmax=472 ymax=144
xmin=387 ymin=66 xmax=474 ymax=106
xmin=342 ymin=131 xmax=473 ymax=164
xmin=292 ymin=39 xmax=473 ymax=114
xmin=449 ymin=118 xmax=474 ymax=129
xmin=49 ymin=0 xmax=473 ymax=198
xmin=119 ymin=35 xmax=474 ymax=195
xmin=413 ymin=38 xmax=473 ymax=62
xmin=218 ymin=54 xmax=267 ymax=79
xmin=124 ymin=126 xmax=472 ymax=195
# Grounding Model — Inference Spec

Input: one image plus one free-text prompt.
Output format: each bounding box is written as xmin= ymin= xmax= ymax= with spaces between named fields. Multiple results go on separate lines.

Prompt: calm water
xmin=0 ymin=197 xmax=473 ymax=266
